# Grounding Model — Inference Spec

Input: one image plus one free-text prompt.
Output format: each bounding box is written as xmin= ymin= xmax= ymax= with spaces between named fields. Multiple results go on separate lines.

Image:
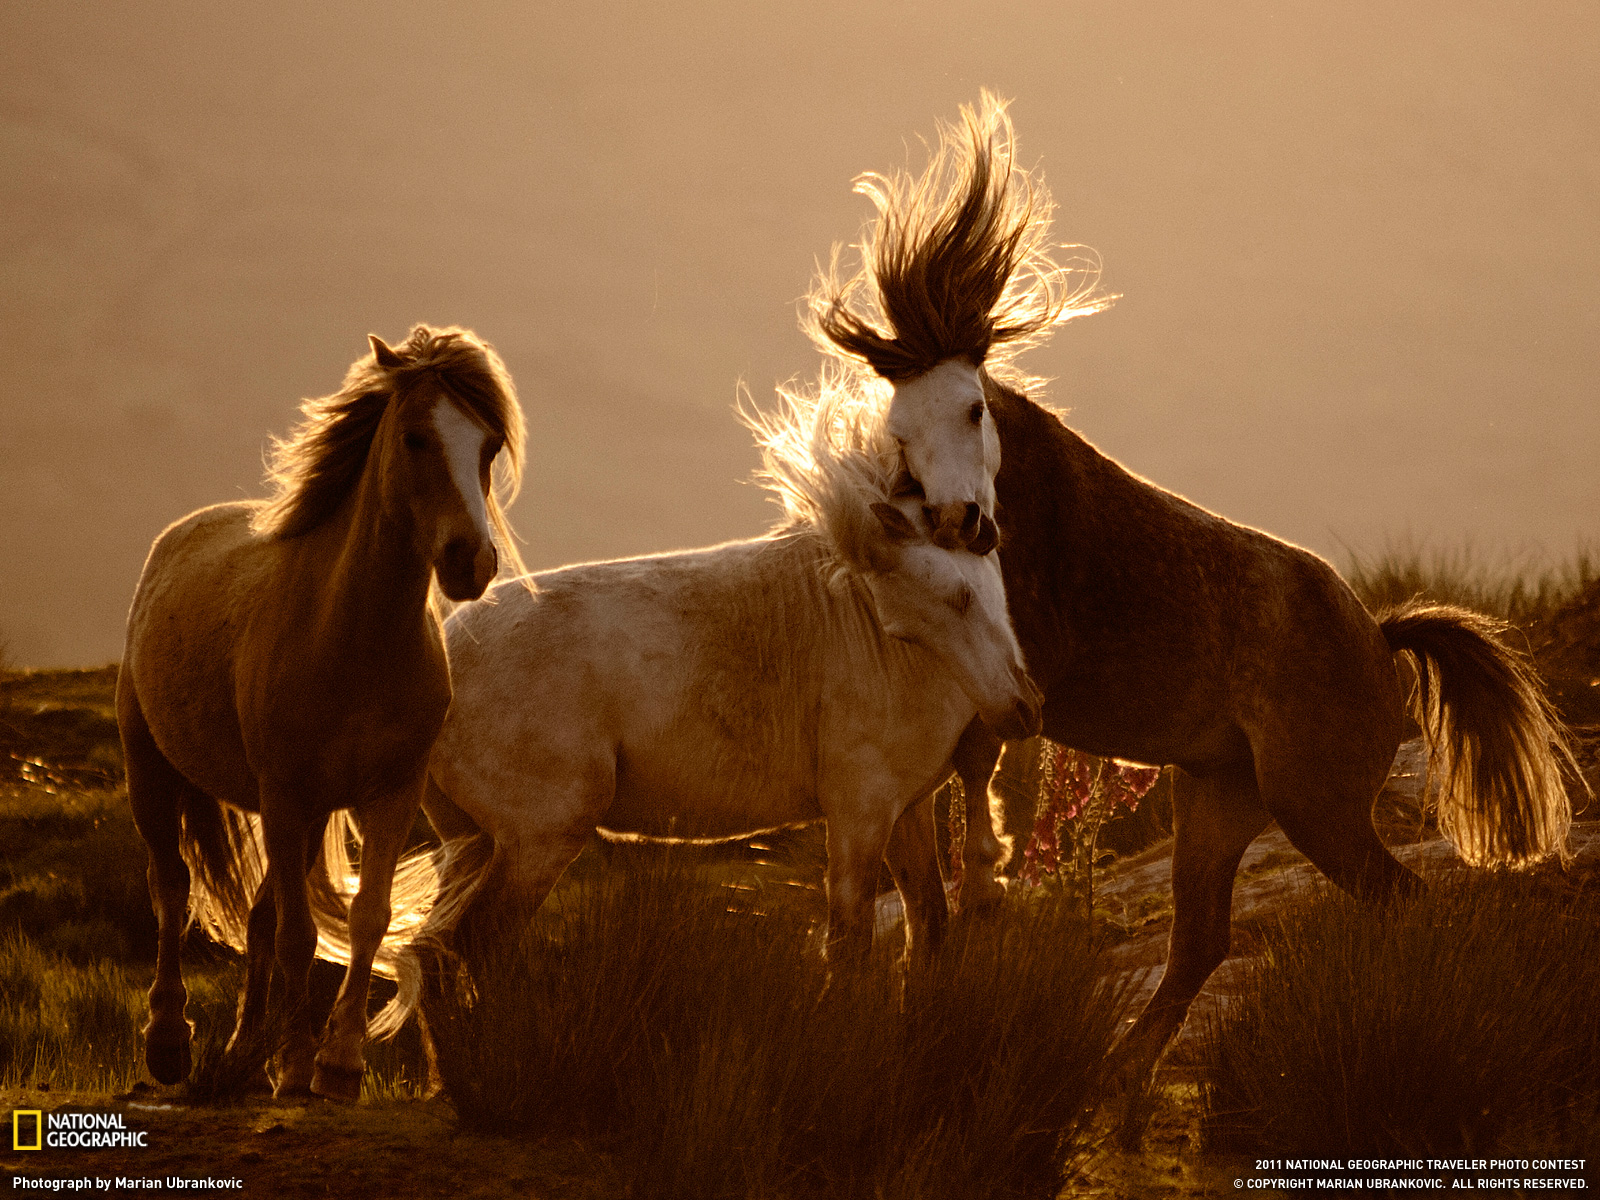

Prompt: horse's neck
xmin=285 ymin=464 xmax=434 ymax=648
xmin=992 ymin=386 xmax=1240 ymax=692
xmin=782 ymin=533 xmax=930 ymax=698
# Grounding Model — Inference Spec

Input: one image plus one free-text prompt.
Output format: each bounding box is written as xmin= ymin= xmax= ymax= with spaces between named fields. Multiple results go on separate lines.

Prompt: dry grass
xmin=1196 ymin=869 xmax=1600 ymax=1158
xmin=1343 ymin=538 xmax=1598 ymax=629
xmin=426 ymin=856 xmax=1131 ymax=1200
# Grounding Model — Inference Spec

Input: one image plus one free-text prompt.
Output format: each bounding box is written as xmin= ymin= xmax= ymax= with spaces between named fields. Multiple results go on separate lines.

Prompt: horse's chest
xmin=251 ymin=687 xmax=447 ymax=805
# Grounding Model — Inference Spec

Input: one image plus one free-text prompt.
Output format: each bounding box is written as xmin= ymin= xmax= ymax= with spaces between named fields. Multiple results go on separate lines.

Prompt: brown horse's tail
xmin=179 ymin=792 xmax=264 ymax=946
xmin=1378 ymin=599 xmax=1579 ymax=868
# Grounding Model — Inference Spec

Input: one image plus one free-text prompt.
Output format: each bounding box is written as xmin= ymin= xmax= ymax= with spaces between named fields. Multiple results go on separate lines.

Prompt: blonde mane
xmin=740 ymin=365 xmax=903 ymax=577
xmin=806 ymin=91 xmax=1113 ymax=388
xmin=250 ymin=324 xmax=527 ymax=577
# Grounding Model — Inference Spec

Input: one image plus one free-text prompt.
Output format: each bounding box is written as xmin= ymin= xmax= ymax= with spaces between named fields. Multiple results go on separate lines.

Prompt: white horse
xmin=808 ymin=92 xmax=1110 ymax=554
xmin=397 ymin=379 xmax=1041 ymax=988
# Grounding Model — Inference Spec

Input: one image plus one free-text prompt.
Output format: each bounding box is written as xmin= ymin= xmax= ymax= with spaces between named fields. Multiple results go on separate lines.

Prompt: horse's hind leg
xmin=250 ymin=799 xmax=328 ymax=1100
xmin=1257 ymin=741 xmax=1420 ymax=906
xmin=1116 ymin=762 xmax=1271 ymax=1083
xmin=119 ymin=680 xmax=198 ymax=1085
xmin=222 ymin=875 xmax=278 ymax=1083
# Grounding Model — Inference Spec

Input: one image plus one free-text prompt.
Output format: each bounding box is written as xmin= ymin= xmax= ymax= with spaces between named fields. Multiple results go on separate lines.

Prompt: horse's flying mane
xmin=806 ymin=91 xmax=1113 ymax=386
xmin=250 ymin=325 xmax=526 ymax=577
xmin=740 ymin=367 xmax=903 ymax=578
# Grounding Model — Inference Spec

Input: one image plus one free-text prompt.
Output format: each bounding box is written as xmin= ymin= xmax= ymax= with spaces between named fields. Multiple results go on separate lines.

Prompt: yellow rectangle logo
xmin=12 ymin=1109 xmax=43 ymax=1151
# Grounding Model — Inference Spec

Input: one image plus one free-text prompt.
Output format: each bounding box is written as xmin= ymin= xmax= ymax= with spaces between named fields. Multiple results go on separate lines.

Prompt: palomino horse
xmin=393 ymin=380 xmax=1041 ymax=995
xmin=117 ymin=326 xmax=524 ymax=1101
xmin=807 ymin=92 xmax=1109 ymax=555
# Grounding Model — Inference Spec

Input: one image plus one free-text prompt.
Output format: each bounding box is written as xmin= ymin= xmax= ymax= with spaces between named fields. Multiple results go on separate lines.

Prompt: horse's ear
xmin=968 ymin=512 xmax=999 ymax=556
xmin=369 ymin=335 xmax=404 ymax=369
xmin=871 ymin=502 xmax=919 ymax=543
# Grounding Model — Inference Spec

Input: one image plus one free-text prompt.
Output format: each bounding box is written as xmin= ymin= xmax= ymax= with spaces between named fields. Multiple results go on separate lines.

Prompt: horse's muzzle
xmin=986 ymin=670 xmax=1043 ymax=741
xmin=926 ymin=502 xmax=996 ymax=556
xmin=438 ymin=538 xmax=497 ymax=602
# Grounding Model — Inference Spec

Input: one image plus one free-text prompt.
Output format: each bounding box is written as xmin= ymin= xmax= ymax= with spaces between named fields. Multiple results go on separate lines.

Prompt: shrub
xmin=426 ymin=856 xmax=1129 ymax=1199
xmin=1197 ymin=870 xmax=1600 ymax=1157
xmin=1342 ymin=539 xmax=1597 ymax=629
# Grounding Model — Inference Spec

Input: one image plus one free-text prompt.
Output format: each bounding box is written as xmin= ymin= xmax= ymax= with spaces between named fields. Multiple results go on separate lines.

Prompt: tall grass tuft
xmin=1343 ymin=539 xmax=1598 ymax=629
xmin=1197 ymin=871 xmax=1600 ymax=1157
xmin=426 ymin=857 xmax=1128 ymax=1199
xmin=0 ymin=930 xmax=144 ymax=1092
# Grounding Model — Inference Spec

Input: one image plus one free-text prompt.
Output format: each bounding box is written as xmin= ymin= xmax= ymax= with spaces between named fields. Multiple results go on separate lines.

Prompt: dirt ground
xmin=1 ymin=1081 xmax=1259 ymax=1199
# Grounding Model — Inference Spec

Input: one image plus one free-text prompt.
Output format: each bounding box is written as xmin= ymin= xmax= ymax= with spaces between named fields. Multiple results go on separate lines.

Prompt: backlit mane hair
xmin=740 ymin=366 xmax=902 ymax=577
xmin=806 ymin=91 xmax=1113 ymax=385
xmin=251 ymin=324 xmax=527 ymax=577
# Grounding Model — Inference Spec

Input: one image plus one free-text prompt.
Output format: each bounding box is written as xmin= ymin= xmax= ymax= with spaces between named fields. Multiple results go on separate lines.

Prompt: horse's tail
xmin=1378 ymin=599 xmax=1579 ymax=868
xmin=178 ymin=793 xmax=264 ymax=949
xmin=309 ymin=813 xmax=500 ymax=1039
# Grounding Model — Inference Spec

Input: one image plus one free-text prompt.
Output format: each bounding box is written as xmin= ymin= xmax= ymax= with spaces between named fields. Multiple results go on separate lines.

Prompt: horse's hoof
xmin=270 ymin=1079 xmax=315 ymax=1104
xmin=959 ymin=879 xmax=1008 ymax=912
xmin=144 ymin=1036 xmax=192 ymax=1085
xmin=310 ymin=1062 xmax=364 ymax=1104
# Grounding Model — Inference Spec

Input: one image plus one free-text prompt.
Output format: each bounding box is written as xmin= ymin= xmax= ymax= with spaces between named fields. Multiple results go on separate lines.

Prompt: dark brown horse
xmin=917 ymin=372 xmax=1577 ymax=1079
xmin=812 ymin=94 xmax=1576 ymax=1082
xmin=118 ymin=325 xmax=524 ymax=1100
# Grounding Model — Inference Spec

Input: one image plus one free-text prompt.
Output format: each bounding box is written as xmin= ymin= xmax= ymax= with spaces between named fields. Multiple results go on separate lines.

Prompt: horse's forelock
xmin=806 ymin=91 xmax=1113 ymax=386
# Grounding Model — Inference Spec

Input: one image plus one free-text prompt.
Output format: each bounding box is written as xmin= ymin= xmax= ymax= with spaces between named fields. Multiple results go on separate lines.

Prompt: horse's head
xmin=372 ymin=335 xmax=507 ymax=602
xmin=862 ymin=499 xmax=1040 ymax=740
xmin=887 ymin=358 xmax=1000 ymax=556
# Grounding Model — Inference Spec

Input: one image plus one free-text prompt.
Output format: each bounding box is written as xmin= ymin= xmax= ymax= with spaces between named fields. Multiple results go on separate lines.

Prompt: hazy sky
xmin=3 ymin=1 xmax=1597 ymax=666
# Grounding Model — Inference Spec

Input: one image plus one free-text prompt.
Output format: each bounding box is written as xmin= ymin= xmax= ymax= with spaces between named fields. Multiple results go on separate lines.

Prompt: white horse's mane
xmin=740 ymin=363 xmax=902 ymax=577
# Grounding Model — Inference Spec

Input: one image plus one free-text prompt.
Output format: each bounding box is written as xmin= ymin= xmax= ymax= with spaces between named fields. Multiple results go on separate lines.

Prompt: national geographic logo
xmin=11 ymin=1109 xmax=150 ymax=1150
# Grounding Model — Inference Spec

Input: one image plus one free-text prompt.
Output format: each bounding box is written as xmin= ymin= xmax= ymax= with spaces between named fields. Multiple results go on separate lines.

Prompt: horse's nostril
xmin=961 ymin=503 xmax=980 ymax=534
xmin=922 ymin=505 xmax=938 ymax=529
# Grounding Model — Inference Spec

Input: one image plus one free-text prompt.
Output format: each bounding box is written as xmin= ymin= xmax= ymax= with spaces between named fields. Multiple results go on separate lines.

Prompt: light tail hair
xmin=180 ymin=807 xmax=450 ymax=1041
xmin=1379 ymin=600 xmax=1580 ymax=868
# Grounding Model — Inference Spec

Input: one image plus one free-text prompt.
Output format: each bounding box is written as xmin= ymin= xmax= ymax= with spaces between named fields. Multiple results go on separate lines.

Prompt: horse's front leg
xmin=257 ymin=805 xmax=323 ymax=1100
xmin=824 ymin=812 xmax=894 ymax=968
xmin=311 ymin=779 xmax=421 ymax=1102
xmin=883 ymin=798 xmax=948 ymax=966
xmin=952 ymin=720 xmax=1006 ymax=909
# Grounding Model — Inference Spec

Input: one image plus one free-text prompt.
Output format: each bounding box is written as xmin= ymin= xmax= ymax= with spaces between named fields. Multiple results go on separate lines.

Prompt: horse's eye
xmin=968 ymin=403 xmax=985 ymax=426
xmin=403 ymin=432 xmax=427 ymax=452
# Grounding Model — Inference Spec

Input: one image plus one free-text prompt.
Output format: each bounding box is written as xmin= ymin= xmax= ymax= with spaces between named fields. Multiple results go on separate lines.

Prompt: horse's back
xmin=435 ymin=537 xmax=835 ymax=840
xmin=995 ymin=389 xmax=1400 ymax=769
xmin=122 ymin=501 xmax=270 ymax=807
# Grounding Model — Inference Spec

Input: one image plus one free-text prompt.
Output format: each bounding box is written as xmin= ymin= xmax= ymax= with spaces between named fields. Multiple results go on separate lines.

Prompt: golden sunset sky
xmin=3 ymin=1 xmax=1597 ymax=665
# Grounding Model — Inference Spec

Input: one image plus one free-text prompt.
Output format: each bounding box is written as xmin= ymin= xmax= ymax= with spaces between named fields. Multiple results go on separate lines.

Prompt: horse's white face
xmin=863 ymin=503 xmax=1041 ymax=741
xmin=392 ymin=395 xmax=501 ymax=602
xmin=887 ymin=358 xmax=1000 ymax=554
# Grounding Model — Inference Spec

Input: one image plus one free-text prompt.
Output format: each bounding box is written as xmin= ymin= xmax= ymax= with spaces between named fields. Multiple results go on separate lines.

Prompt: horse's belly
xmin=602 ymin=763 xmax=816 ymax=842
